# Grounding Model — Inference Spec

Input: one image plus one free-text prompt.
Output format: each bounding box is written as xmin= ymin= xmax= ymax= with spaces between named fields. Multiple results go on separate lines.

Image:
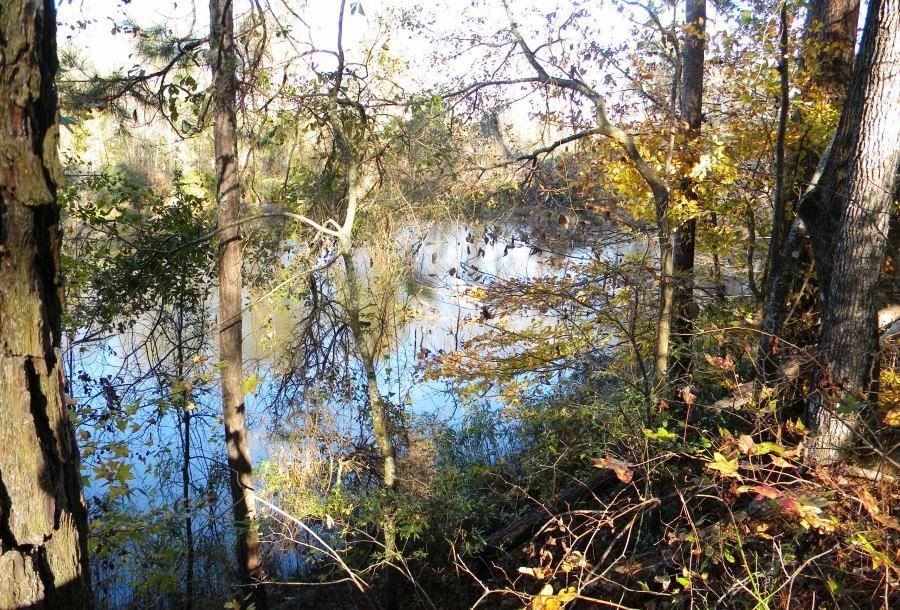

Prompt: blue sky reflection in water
xmin=68 ymin=217 xmax=640 ymax=488
xmin=66 ymin=217 xmax=641 ymax=600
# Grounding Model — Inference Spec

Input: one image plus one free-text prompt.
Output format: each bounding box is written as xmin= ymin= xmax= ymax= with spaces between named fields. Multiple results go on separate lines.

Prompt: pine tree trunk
xmin=671 ymin=0 xmax=706 ymax=380
xmin=806 ymin=0 xmax=900 ymax=463
xmin=209 ymin=0 xmax=268 ymax=606
xmin=0 ymin=1 xmax=92 ymax=607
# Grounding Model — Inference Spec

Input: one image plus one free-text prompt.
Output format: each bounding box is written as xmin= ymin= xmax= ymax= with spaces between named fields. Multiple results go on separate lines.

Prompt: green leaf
xmin=644 ymin=426 xmax=678 ymax=442
xmin=753 ymin=442 xmax=784 ymax=456
xmin=115 ymin=463 xmax=134 ymax=483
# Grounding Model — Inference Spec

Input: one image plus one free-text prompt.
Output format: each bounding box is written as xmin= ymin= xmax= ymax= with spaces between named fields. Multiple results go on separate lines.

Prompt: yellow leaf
xmin=558 ymin=587 xmax=577 ymax=602
xmin=242 ymin=373 xmax=263 ymax=395
xmin=518 ymin=566 xmax=546 ymax=579
xmin=707 ymin=452 xmax=740 ymax=478
xmin=770 ymin=455 xmax=792 ymax=468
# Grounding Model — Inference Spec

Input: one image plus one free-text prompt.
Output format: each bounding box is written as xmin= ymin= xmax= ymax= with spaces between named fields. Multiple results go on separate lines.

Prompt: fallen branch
xmin=254 ymin=495 xmax=368 ymax=592
xmin=483 ymin=471 xmax=618 ymax=552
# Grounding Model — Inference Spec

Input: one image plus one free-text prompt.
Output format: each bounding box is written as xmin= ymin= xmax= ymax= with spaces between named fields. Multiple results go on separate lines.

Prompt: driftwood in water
xmin=483 ymin=471 xmax=618 ymax=552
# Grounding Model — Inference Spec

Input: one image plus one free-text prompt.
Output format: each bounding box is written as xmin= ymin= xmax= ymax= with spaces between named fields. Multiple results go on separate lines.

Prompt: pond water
xmin=246 ymin=216 xmax=644 ymax=428
xmin=70 ymin=214 xmax=646 ymax=495
xmin=67 ymin=213 xmax=645 ymax=601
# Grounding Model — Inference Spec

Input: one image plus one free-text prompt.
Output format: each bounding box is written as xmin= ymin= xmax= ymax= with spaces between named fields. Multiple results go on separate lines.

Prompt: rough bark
xmin=210 ymin=0 xmax=268 ymax=606
xmin=803 ymin=0 xmax=861 ymax=93
xmin=800 ymin=0 xmax=893 ymax=299
xmin=805 ymin=0 xmax=900 ymax=463
xmin=671 ymin=0 xmax=706 ymax=380
xmin=794 ymin=0 xmax=862 ymax=273
xmin=758 ymin=0 xmax=861 ymax=379
xmin=793 ymin=0 xmax=862 ymax=188
xmin=0 ymin=1 xmax=92 ymax=607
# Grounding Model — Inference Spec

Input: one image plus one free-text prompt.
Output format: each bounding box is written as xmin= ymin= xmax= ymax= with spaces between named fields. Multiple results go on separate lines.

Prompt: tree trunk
xmin=340 ymin=250 xmax=398 ymax=556
xmin=176 ymin=297 xmax=194 ymax=610
xmin=762 ymin=1 xmax=791 ymax=297
xmin=671 ymin=0 xmax=706 ymax=380
xmin=654 ymin=219 xmax=675 ymax=392
xmin=0 ymin=1 xmax=92 ymax=607
xmin=759 ymin=0 xmax=861 ymax=378
xmin=803 ymin=0 xmax=861 ymax=93
xmin=210 ymin=0 xmax=268 ymax=606
xmin=759 ymin=216 xmax=809 ymax=378
xmin=880 ymin=192 xmax=899 ymax=312
xmin=805 ymin=0 xmax=900 ymax=463
xmin=794 ymin=0 xmax=861 ymax=190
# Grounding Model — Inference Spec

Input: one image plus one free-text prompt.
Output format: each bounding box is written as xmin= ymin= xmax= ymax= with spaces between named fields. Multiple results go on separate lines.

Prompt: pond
xmin=246 ymin=215 xmax=644 ymax=427
xmin=67 ymin=212 xmax=644 ymax=602
xmin=70 ymin=212 xmax=648 ymax=494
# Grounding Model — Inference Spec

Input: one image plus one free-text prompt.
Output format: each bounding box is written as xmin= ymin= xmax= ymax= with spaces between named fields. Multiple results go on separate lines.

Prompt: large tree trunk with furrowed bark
xmin=805 ymin=0 xmax=900 ymax=463
xmin=210 ymin=0 xmax=268 ymax=607
xmin=0 ymin=1 xmax=93 ymax=607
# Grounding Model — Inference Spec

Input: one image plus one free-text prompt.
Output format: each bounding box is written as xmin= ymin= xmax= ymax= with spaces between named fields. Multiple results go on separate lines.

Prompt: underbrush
xmin=264 ymin=310 xmax=899 ymax=610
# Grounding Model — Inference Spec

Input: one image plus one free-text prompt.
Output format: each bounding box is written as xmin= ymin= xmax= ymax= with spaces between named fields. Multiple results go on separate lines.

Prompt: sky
xmin=56 ymin=0 xmax=631 ymax=153
xmin=59 ymin=0 xmax=769 ymax=161
xmin=56 ymin=0 xmax=636 ymax=93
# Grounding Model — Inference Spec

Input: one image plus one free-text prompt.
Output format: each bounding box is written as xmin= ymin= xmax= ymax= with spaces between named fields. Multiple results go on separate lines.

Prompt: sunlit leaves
xmin=61 ymin=169 xmax=214 ymax=334
xmin=706 ymin=452 xmax=740 ymax=478
xmin=592 ymin=454 xmax=634 ymax=483
xmin=644 ymin=425 xmax=678 ymax=443
xmin=242 ymin=372 xmax=264 ymax=396
xmin=529 ymin=584 xmax=577 ymax=610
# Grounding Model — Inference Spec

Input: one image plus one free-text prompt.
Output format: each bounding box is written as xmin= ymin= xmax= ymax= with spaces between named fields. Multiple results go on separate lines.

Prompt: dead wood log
xmin=483 ymin=471 xmax=618 ymax=552
xmin=712 ymin=357 xmax=808 ymax=411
